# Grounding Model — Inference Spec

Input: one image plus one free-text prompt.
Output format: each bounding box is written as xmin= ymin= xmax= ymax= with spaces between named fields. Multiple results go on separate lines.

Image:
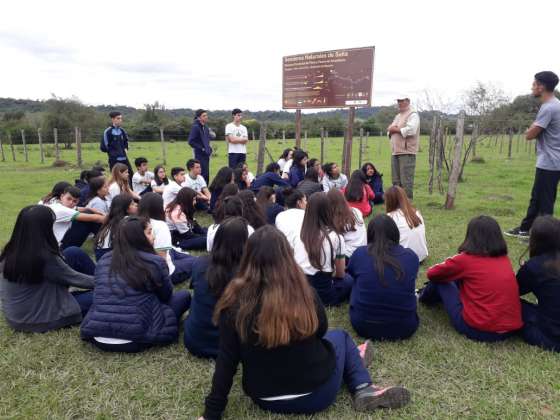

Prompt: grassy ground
xmin=0 ymin=136 xmax=559 ymax=419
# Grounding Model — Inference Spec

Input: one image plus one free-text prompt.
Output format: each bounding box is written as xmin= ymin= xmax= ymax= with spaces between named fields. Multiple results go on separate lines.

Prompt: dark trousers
xmin=351 ymin=314 xmax=419 ymax=341
xmin=194 ymin=149 xmax=210 ymax=184
xmin=419 ymin=281 xmax=516 ymax=342
xmin=306 ymin=272 xmax=353 ymax=307
xmin=520 ymin=168 xmax=560 ymax=231
xmin=391 ymin=154 xmax=416 ymax=199
xmin=63 ymin=246 xmax=96 ymax=276
xmin=195 ymin=200 xmax=209 ymax=212
xmin=71 ymin=291 xmax=94 ymax=317
xmin=169 ymin=249 xmax=197 ymax=285
xmin=254 ymin=329 xmax=372 ymax=415
xmin=61 ymin=219 xmax=100 ymax=250
xmin=228 ymin=153 xmax=246 ymax=169
xmin=109 ymin=157 xmax=134 ymax=188
xmin=521 ymin=300 xmax=560 ymax=353
xmin=172 ymin=227 xmax=207 ymax=251
xmin=94 ymin=247 xmax=111 ymax=262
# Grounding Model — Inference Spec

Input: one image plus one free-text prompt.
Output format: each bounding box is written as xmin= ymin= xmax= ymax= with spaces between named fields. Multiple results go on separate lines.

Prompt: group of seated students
xmin=1 ymin=148 xmax=559 ymax=419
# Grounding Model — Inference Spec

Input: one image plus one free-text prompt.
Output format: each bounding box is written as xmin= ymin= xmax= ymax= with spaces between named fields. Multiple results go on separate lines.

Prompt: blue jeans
xmin=521 ymin=300 xmax=560 ymax=352
xmin=194 ymin=149 xmax=210 ymax=184
xmin=63 ymin=246 xmax=96 ymax=276
xmin=419 ymin=281 xmax=516 ymax=342
xmin=254 ymin=329 xmax=372 ymax=415
xmin=228 ymin=153 xmax=246 ymax=169
xmin=307 ymin=272 xmax=353 ymax=307
xmin=169 ymin=249 xmax=196 ymax=285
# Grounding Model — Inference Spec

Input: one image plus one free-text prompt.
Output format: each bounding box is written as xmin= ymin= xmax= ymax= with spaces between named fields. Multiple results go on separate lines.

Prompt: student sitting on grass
xmin=139 ymin=193 xmax=196 ymax=285
xmin=207 ymin=196 xmax=254 ymax=252
xmin=237 ymin=162 xmax=255 ymax=184
xmin=361 ymin=162 xmax=385 ymax=205
xmin=348 ymin=215 xmax=420 ymax=341
xmin=288 ymin=150 xmax=309 ymax=188
xmin=200 ymin=225 xmax=410 ymax=419
xmin=385 ymin=186 xmax=428 ymax=263
xmin=107 ymin=162 xmax=140 ymax=206
xmin=131 ymin=157 xmax=154 ymax=196
xmin=275 ymin=187 xmax=307 ymax=246
xmin=250 ymin=162 xmax=290 ymax=192
xmin=296 ymin=192 xmax=353 ymax=306
xmin=297 ymin=167 xmax=323 ymax=198
xmin=85 ymin=176 xmax=110 ymax=215
xmin=81 ymin=217 xmax=191 ymax=353
xmin=328 ymin=189 xmax=366 ymax=260
xmin=418 ymin=216 xmax=523 ymax=342
xmin=151 ymin=164 xmax=169 ymax=194
xmin=277 ymin=148 xmax=293 ymax=173
xmin=94 ymin=194 xmax=138 ymax=261
xmin=234 ymin=167 xmax=250 ymax=191
xmin=162 ymin=167 xmax=186 ymax=207
xmin=0 ymin=205 xmax=95 ymax=333
xmin=47 ymin=185 xmax=106 ymax=250
xmin=76 ymin=168 xmax=103 ymax=207
xmin=165 ymin=187 xmax=207 ymax=251
xmin=184 ymin=217 xmax=249 ymax=358
xmin=39 ymin=181 xmax=71 ymax=205
xmin=343 ymin=170 xmax=375 ymax=218
xmin=256 ymin=186 xmax=285 ymax=225
xmin=321 ymin=162 xmax=348 ymax=192
xmin=183 ymin=159 xmax=212 ymax=211
xmin=208 ymin=167 xmax=234 ymax=215
xmin=238 ymin=190 xmax=267 ymax=230
xmin=516 ymin=216 xmax=560 ymax=353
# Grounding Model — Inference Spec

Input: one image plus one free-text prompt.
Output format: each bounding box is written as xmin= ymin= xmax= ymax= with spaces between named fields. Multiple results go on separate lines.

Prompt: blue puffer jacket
xmin=80 ymin=251 xmax=178 ymax=344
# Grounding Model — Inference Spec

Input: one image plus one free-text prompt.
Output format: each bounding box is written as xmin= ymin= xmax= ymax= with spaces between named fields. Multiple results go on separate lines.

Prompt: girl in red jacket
xmin=418 ymin=215 xmax=522 ymax=342
xmin=343 ymin=170 xmax=375 ymax=217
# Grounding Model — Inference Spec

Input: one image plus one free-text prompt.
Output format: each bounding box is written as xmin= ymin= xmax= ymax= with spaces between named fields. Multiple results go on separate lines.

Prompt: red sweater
xmin=342 ymin=185 xmax=375 ymax=217
xmin=427 ymin=253 xmax=522 ymax=333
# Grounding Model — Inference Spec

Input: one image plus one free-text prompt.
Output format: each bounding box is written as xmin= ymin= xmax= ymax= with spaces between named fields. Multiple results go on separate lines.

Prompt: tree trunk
xmin=445 ymin=111 xmax=466 ymax=209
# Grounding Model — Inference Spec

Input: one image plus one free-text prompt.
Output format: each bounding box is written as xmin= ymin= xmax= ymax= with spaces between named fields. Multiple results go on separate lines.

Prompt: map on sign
xmin=282 ymin=47 xmax=375 ymax=109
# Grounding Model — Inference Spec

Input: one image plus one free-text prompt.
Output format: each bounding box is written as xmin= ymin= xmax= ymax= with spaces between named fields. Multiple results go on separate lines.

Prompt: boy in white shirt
xmin=225 ymin=108 xmax=249 ymax=169
xmin=183 ymin=159 xmax=211 ymax=211
xmin=132 ymin=157 xmax=154 ymax=196
xmin=162 ymin=167 xmax=186 ymax=207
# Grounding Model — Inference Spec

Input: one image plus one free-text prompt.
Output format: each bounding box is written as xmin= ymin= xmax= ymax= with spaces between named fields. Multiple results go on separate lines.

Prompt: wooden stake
xmin=358 ymin=127 xmax=364 ymax=168
xmin=295 ymin=110 xmax=302 ymax=148
xmin=38 ymin=128 xmax=44 ymax=163
xmin=0 ymin=133 xmax=5 ymax=162
xmin=507 ymin=129 xmax=513 ymax=159
xmin=159 ymin=127 xmax=167 ymax=165
xmin=445 ymin=111 xmax=466 ymax=209
xmin=343 ymin=107 xmax=355 ymax=174
xmin=320 ymin=127 xmax=325 ymax=163
xmin=53 ymin=128 xmax=60 ymax=160
xmin=256 ymin=123 xmax=267 ymax=175
xmin=303 ymin=130 xmax=308 ymax=151
xmin=21 ymin=130 xmax=28 ymax=162
xmin=75 ymin=127 xmax=83 ymax=167
xmin=9 ymin=132 xmax=16 ymax=161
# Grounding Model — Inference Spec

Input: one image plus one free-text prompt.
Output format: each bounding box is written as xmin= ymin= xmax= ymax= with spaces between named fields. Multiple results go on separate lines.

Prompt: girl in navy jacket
xmin=361 ymin=162 xmax=384 ymax=205
xmin=81 ymin=216 xmax=191 ymax=353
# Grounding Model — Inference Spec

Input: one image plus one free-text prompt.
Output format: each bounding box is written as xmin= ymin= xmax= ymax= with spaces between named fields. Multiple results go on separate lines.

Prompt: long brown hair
xmin=109 ymin=163 xmax=132 ymax=194
xmin=327 ymin=189 xmax=357 ymax=234
xmin=300 ymin=192 xmax=334 ymax=270
xmin=214 ymin=225 xmax=319 ymax=348
xmin=385 ymin=186 xmax=421 ymax=229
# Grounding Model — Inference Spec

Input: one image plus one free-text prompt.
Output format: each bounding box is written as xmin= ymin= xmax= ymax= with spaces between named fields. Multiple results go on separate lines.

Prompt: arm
xmin=400 ymin=112 xmax=420 ymax=137
xmin=314 ymin=292 xmax=329 ymax=337
xmin=271 ymin=173 xmax=290 ymax=188
xmin=525 ymin=123 xmax=544 ymax=141
xmin=45 ymin=256 xmax=94 ymax=289
xmin=201 ymin=187 xmax=211 ymax=201
xmin=122 ymin=129 xmax=129 ymax=152
xmin=75 ymin=213 xmax=105 ymax=224
xmin=152 ymin=259 xmax=173 ymax=303
xmin=516 ymin=262 xmax=535 ymax=296
xmin=334 ymin=257 xmax=346 ymax=278
xmin=365 ymin=184 xmax=375 ymax=201
xmin=426 ymin=254 xmax=464 ymax=283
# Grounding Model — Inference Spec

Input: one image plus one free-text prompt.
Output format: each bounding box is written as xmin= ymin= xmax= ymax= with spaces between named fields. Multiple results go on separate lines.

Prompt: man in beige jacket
xmin=387 ymin=95 xmax=420 ymax=199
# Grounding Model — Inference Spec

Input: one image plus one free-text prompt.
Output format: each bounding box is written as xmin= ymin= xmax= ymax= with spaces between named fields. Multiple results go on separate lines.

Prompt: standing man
xmin=100 ymin=111 xmax=133 ymax=184
xmin=387 ymin=95 xmax=420 ymax=199
xmin=188 ymin=109 xmax=212 ymax=183
xmin=225 ymin=108 xmax=249 ymax=169
xmin=506 ymin=71 xmax=560 ymax=239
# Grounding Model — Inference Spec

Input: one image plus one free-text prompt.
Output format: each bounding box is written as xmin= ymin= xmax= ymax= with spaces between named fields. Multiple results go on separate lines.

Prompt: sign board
xmin=282 ymin=46 xmax=374 ymax=109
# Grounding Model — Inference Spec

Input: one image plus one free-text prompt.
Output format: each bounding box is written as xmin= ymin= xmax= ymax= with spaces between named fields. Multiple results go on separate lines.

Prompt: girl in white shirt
xmin=275 ymin=188 xmax=307 ymax=247
xmin=327 ymin=189 xmax=367 ymax=259
xmin=165 ymin=187 xmax=207 ymax=251
xmin=206 ymin=195 xmax=255 ymax=252
xmin=107 ymin=163 xmax=140 ymax=206
xmin=385 ymin=186 xmax=428 ymax=262
xmin=277 ymin=148 xmax=293 ymax=173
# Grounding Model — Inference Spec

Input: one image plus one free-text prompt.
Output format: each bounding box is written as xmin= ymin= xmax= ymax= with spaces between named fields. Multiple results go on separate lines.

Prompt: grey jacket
xmin=0 ymin=257 xmax=94 ymax=333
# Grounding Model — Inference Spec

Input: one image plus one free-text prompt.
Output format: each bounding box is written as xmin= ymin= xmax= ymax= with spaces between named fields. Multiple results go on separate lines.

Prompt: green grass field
xmin=1 ymin=136 xmax=559 ymax=419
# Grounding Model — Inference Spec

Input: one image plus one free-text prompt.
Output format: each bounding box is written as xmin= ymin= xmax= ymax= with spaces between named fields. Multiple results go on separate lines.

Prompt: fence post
xmin=38 ymin=128 xmax=45 ymax=163
xmin=252 ymin=129 xmax=257 ymax=157
xmin=53 ymin=128 xmax=60 ymax=160
xmin=358 ymin=127 xmax=364 ymax=168
xmin=75 ymin=127 xmax=82 ymax=167
xmin=256 ymin=123 xmax=267 ymax=175
xmin=507 ymin=129 xmax=514 ymax=159
xmin=159 ymin=127 xmax=167 ymax=165
xmin=282 ymin=129 xmax=286 ymax=145
xmin=0 ymin=133 xmax=5 ymax=162
xmin=445 ymin=111 xmax=466 ymax=209
xmin=21 ymin=130 xmax=28 ymax=162
xmin=9 ymin=132 xmax=16 ymax=161
xmin=303 ymin=130 xmax=308 ymax=151
xmin=320 ymin=127 xmax=325 ymax=163
xmin=325 ymin=130 xmax=329 ymax=162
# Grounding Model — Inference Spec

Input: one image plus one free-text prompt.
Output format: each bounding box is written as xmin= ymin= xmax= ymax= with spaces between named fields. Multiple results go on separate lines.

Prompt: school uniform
xmin=250 ymin=172 xmax=291 ymax=192
xmin=208 ymin=187 xmax=223 ymax=215
xmin=166 ymin=206 xmax=207 ymax=251
xmin=348 ymin=245 xmax=419 ymax=340
xmin=516 ymin=253 xmax=560 ymax=352
xmin=264 ymin=203 xmax=285 ymax=225
xmin=206 ymin=223 xmax=255 ymax=252
xmin=275 ymin=208 xmax=305 ymax=248
xmin=87 ymin=196 xmax=110 ymax=215
xmin=162 ymin=181 xmax=182 ymax=208
xmin=132 ymin=171 xmax=154 ymax=195
xmin=47 ymin=201 xmax=99 ymax=250
xmin=322 ymin=174 xmax=348 ymax=192
xmin=101 ymin=125 xmax=133 ymax=185
xmin=183 ymin=174 xmax=209 ymax=211
xmin=366 ymin=173 xmax=384 ymax=204
xmin=420 ymin=253 xmax=523 ymax=342
xmin=388 ymin=209 xmax=429 ymax=262
xmin=342 ymin=185 xmax=375 ymax=217
xmin=288 ymin=165 xmax=306 ymax=188
xmin=203 ymin=293 xmax=372 ymax=419
xmin=343 ymin=208 xmax=367 ymax=259
xmin=80 ymin=251 xmax=191 ymax=352
xmin=225 ymin=122 xmax=248 ymax=169
xmin=297 ymin=180 xmax=323 ymax=198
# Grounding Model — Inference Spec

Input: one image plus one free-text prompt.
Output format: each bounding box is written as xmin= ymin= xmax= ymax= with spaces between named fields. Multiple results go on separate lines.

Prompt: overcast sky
xmin=1 ymin=0 xmax=559 ymax=112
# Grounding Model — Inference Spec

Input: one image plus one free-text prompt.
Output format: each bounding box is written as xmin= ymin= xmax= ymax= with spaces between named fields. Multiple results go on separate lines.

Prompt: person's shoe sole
xmin=353 ymin=386 xmax=411 ymax=411
xmin=362 ymin=340 xmax=374 ymax=368
xmin=504 ymin=230 xmax=528 ymax=239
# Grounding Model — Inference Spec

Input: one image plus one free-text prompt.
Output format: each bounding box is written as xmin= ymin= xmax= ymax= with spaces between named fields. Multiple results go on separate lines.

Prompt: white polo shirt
xmin=225 ymin=122 xmax=248 ymax=154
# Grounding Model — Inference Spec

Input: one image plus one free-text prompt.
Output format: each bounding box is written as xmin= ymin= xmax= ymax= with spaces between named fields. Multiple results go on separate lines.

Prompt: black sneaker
xmin=504 ymin=227 xmax=529 ymax=239
xmin=353 ymin=385 xmax=410 ymax=411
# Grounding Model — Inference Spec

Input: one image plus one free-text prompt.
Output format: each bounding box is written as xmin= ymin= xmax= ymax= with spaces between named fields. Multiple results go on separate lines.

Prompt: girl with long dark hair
xmin=208 ymin=166 xmax=234 ymax=214
xmin=256 ymin=186 xmax=285 ymax=225
xmin=297 ymin=167 xmax=323 ymax=197
xmin=250 ymin=162 xmax=290 ymax=192
xmin=328 ymin=189 xmax=366 ymax=259
xmin=207 ymin=195 xmax=255 ymax=251
xmin=81 ymin=217 xmax=191 ymax=353
xmin=107 ymin=162 xmax=139 ymax=205
xmin=275 ymin=187 xmax=307 ymax=246
xmin=343 ymin=170 xmax=375 ymax=217
xmin=288 ymin=150 xmax=308 ymax=187
xmin=516 ymin=215 xmax=560 ymax=352
xmin=200 ymin=226 xmax=410 ymax=419
xmin=419 ymin=216 xmax=522 ymax=342
xmin=277 ymin=148 xmax=293 ymax=172
xmin=184 ymin=217 xmax=250 ymax=358
xmin=348 ymin=215 xmax=420 ymax=340
xmin=150 ymin=165 xmax=169 ymax=194
xmin=86 ymin=176 xmax=110 ymax=215
xmin=39 ymin=181 xmax=71 ymax=205
xmin=297 ymin=192 xmax=353 ymax=306
xmin=321 ymin=162 xmax=348 ymax=192
xmin=238 ymin=190 xmax=267 ymax=229
xmin=361 ymin=162 xmax=384 ymax=204
xmin=234 ymin=167 xmax=250 ymax=191
xmin=0 ymin=205 xmax=95 ymax=332
xmin=165 ymin=187 xmax=207 ymax=250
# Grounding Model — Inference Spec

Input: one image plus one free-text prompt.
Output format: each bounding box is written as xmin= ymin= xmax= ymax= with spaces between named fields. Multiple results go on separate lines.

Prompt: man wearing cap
xmin=506 ymin=71 xmax=560 ymax=239
xmin=188 ymin=109 xmax=212 ymax=183
xmin=387 ymin=95 xmax=420 ymax=199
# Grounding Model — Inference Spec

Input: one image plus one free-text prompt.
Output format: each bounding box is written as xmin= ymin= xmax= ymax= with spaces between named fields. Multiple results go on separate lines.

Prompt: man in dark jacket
xmin=100 ymin=111 xmax=133 ymax=185
xmin=188 ymin=109 xmax=212 ymax=183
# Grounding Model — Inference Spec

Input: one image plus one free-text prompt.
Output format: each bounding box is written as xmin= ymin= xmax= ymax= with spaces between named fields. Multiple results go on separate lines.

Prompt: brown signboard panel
xmin=282 ymin=46 xmax=375 ymax=109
